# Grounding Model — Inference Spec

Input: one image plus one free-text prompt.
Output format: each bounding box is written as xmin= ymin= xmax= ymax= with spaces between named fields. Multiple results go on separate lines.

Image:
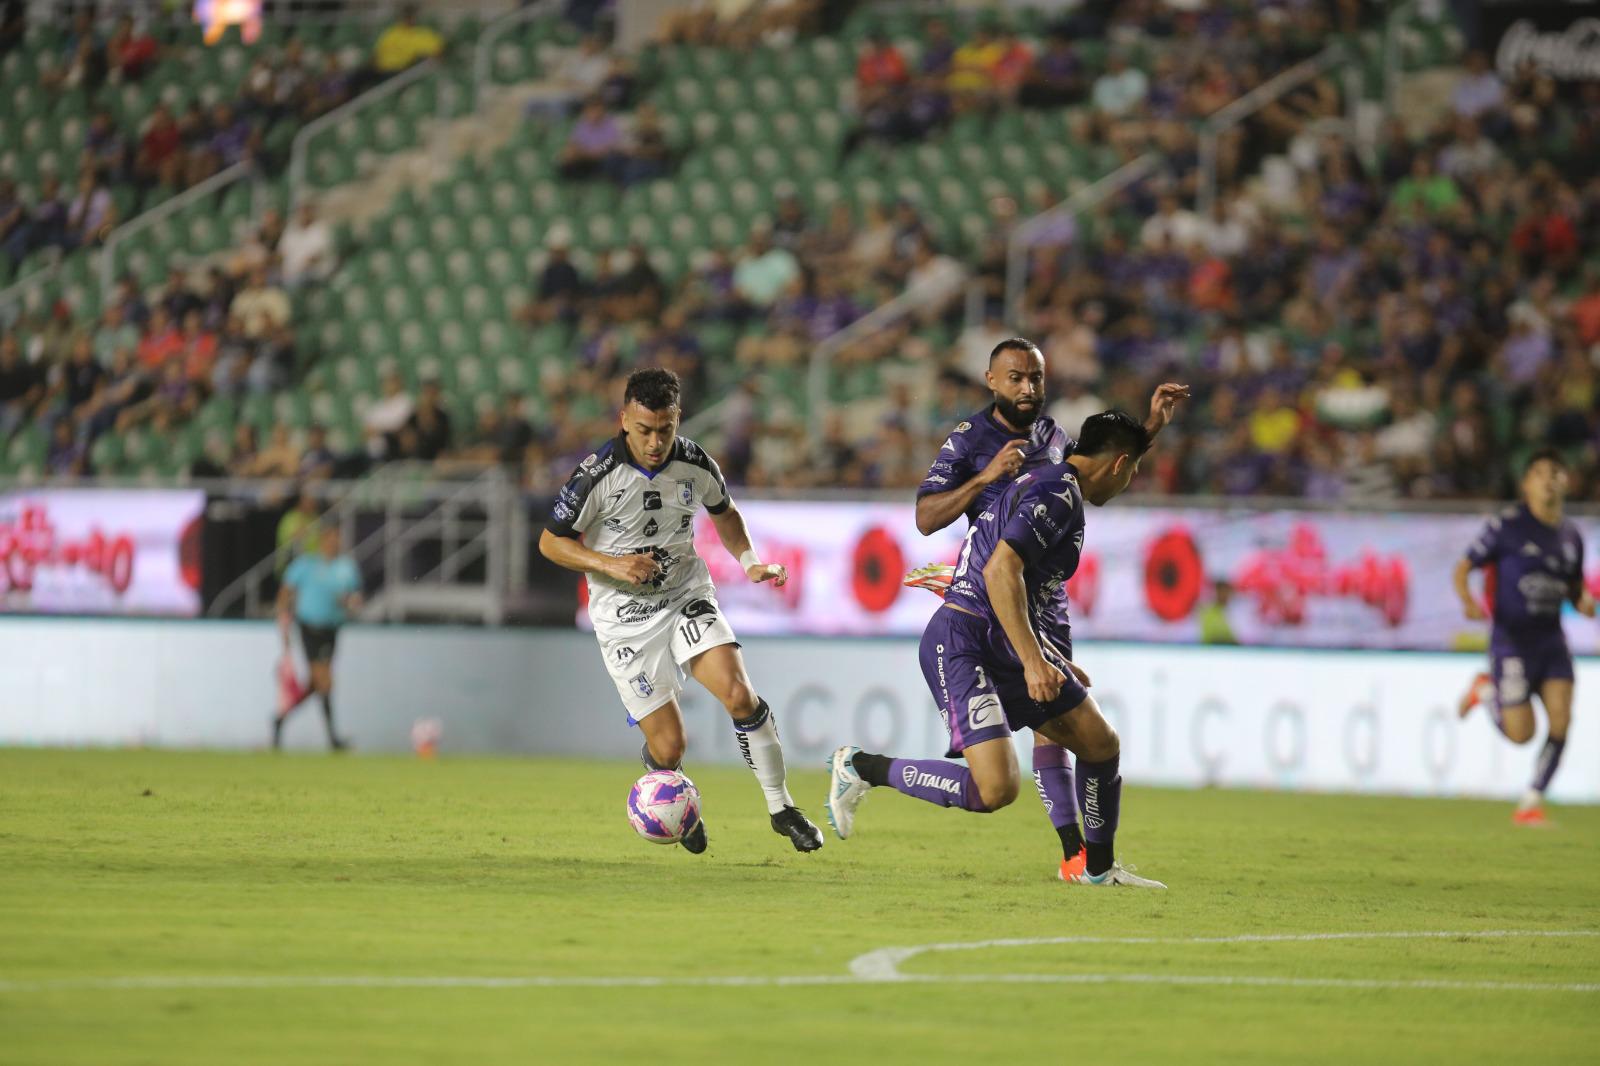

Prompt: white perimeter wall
xmin=1 ymin=619 xmax=1595 ymax=804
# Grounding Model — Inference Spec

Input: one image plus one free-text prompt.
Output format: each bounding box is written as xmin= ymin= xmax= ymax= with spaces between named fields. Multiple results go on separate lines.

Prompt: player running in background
xmin=827 ymin=409 xmax=1183 ymax=887
xmin=539 ymin=368 xmax=823 ymax=855
xmin=905 ymin=335 xmax=1186 ymax=881
xmin=275 ymin=525 xmax=362 ymax=751
xmin=1455 ymin=449 xmax=1594 ymax=825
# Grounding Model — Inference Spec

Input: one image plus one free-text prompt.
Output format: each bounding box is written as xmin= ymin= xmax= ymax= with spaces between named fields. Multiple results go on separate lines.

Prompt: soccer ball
xmin=626 ymin=770 xmax=702 ymax=845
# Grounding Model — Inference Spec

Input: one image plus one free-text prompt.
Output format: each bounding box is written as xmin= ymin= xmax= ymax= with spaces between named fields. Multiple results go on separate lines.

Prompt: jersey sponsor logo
xmin=679 ymin=514 xmax=692 ymax=531
xmin=925 ymin=474 xmax=949 ymax=485
xmin=643 ymin=491 xmax=662 ymax=511
xmin=643 ymin=517 xmax=659 ymax=537
xmin=616 ymin=600 xmax=664 ymax=623
xmin=1522 ymin=542 xmax=1541 ymax=556
xmin=629 ymin=672 xmax=654 ymax=699
xmin=1049 ymin=449 xmax=1064 ymax=463
xmin=941 ymin=438 xmax=958 ymax=453
xmin=603 ymin=517 xmax=626 ymax=533
xmin=978 ymin=511 xmax=996 ymax=522
xmin=901 ymin=764 xmax=962 ymax=796
xmin=612 ymin=644 xmax=638 ymax=664
xmin=677 ymin=480 xmax=694 ymax=506
xmin=954 ymin=421 xmax=972 ymax=433
xmin=1033 ymin=769 xmax=1054 ymax=814
xmin=553 ymin=501 xmax=575 ymax=521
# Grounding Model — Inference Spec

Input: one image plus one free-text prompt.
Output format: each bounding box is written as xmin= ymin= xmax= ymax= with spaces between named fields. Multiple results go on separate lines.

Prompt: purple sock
xmin=1532 ymin=735 xmax=1567 ymax=793
xmin=887 ymin=758 xmax=990 ymax=812
xmin=1076 ymin=753 xmax=1122 ymax=874
xmin=1032 ymin=743 xmax=1081 ymax=833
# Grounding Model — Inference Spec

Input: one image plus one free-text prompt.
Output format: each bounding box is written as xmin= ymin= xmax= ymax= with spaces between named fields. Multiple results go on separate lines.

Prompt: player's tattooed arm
xmin=1143 ymin=382 xmax=1191 ymax=440
xmin=708 ymin=502 xmax=787 ymax=587
xmin=915 ymin=440 xmax=1026 ymax=535
xmin=539 ymin=528 xmax=660 ymax=585
xmin=983 ymin=541 xmax=1066 ymax=704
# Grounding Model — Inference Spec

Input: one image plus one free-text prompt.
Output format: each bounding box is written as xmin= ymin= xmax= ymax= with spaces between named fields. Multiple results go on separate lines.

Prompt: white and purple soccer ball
xmin=626 ymin=769 xmax=702 ymax=845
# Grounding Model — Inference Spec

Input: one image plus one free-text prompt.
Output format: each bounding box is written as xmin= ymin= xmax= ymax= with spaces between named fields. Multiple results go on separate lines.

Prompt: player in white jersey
xmin=539 ymin=368 xmax=824 ymax=855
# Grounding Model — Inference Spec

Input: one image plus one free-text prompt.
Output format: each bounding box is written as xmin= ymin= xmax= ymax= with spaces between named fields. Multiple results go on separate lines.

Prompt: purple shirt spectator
xmin=569 ymin=112 xmax=622 ymax=154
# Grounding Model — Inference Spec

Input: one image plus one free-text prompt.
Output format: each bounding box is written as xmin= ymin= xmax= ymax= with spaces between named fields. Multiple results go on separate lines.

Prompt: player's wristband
xmin=739 ymin=550 xmax=762 ymax=571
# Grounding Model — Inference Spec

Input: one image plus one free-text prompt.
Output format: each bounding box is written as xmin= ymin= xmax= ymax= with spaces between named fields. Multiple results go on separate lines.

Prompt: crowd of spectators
xmin=1 ymin=3 xmax=446 ymax=275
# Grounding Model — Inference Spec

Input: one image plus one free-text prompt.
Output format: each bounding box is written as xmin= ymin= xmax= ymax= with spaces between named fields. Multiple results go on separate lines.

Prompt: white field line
xmin=849 ymin=929 xmax=1600 ymax=980
xmin=1 ymin=930 xmax=1596 ymax=995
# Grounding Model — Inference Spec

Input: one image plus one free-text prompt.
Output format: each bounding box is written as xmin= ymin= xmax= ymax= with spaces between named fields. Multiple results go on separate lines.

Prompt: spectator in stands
xmin=372 ymin=5 xmax=445 ymax=77
xmin=0 ymin=333 xmax=41 ymax=441
xmin=178 ymin=310 xmax=219 ymax=384
xmin=63 ymin=167 xmax=116 ymax=249
xmin=299 ymin=424 xmax=338 ymax=479
xmin=83 ymin=111 xmax=127 ymax=182
xmin=105 ymin=15 xmax=158 ymax=83
xmin=242 ymin=422 xmax=303 ymax=478
xmin=518 ymin=232 xmax=583 ymax=326
xmin=134 ymin=102 xmax=184 ymax=190
xmin=3 ymin=174 xmax=66 ymax=263
xmin=45 ymin=418 xmax=88 ymax=477
xmin=197 ymin=102 xmax=259 ymax=180
xmin=92 ymin=304 xmax=138 ymax=368
xmin=1020 ymin=30 xmax=1085 ymax=108
xmin=1452 ymin=50 xmax=1505 ymax=122
xmin=136 ymin=307 xmax=183 ymax=370
xmin=279 ymin=201 xmax=335 ymax=288
xmin=46 ymin=333 xmax=107 ymax=429
xmin=362 ymin=370 xmax=413 ymax=458
xmin=0 ymin=0 xmax=24 ymax=58
xmin=558 ymin=98 xmax=624 ymax=180
xmin=615 ymin=101 xmax=674 ymax=185
xmin=230 ymin=266 xmax=291 ymax=341
xmin=0 ymin=178 xmax=24 ymax=253
xmin=1141 ymin=192 xmax=1203 ymax=251
xmin=856 ymin=31 xmax=908 ymax=109
xmin=732 ymin=225 xmax=800 ymax=310
xmin=902 ymin=238 xmax=966 ymax=326
xmin=406 ymin=378 xmax=453 ymax=461
xmin=1091 ymin=52 xmax=1148 ymax=119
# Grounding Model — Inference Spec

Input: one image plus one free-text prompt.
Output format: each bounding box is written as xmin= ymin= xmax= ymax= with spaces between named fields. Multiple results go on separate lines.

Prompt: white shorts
xmin=593 ymin=583 xmax=739 ymax=722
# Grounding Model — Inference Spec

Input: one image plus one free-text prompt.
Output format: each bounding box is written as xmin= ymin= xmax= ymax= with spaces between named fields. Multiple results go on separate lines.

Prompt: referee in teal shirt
xmin=275 ymin=525 xmax=363 ymax=750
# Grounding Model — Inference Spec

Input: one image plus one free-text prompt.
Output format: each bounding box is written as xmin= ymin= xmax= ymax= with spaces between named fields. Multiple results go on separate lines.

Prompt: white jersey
xmin=548 ymin=433 xmax=732 ymax=629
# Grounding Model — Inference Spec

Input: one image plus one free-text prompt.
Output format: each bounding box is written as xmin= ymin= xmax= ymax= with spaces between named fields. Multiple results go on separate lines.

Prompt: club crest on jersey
xmin=677 ymin=480 xmax=694 ymax=506
xmin=630 ymin=673 xmax=654 ymax=698
xmin=642 ymin=517 xmax=659 ymax=536
xmin=643 ymin=491 xmax=662 ymax=511
xmin=580 ymin=453 xmax=599 ymax=470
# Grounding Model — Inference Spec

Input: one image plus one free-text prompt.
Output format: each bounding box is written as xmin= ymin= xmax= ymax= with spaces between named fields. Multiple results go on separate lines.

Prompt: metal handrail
xmin=1001 ymin=153 xmax=1159 ymax=327
xmin=288 ymin=56 xmax=439 ymax=209
xmin=1197 ymin=44 xmax=1347 ymax=216
xmin=97 ymin=161 xmax=255 ymax=307
xmin=473 ymin=0 xmax=559 ymax=111
xmin=806 ymin=284 xmax=944 ymax=455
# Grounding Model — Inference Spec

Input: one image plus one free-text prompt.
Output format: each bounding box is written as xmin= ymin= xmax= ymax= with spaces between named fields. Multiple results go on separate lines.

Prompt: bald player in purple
xmin=827 ymin=409 xmax=1184 ymax=888
xmin=1455 ymin=448 xmax=1594 ymax=825
xmin=903 ymin=336 xmax=1187 ymax=882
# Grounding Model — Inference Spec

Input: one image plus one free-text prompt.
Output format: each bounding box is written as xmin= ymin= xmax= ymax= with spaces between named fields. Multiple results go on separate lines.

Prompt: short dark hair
xmin=988 ymin=337 xmax=1043 ymax=365
xmin=1075 ymin=409 xmax=1150 ymax=458
xmin=1524 ymin=447 xmax=1568 ymax=474
xmin=624 ymin=367 xmax=681 ymax=411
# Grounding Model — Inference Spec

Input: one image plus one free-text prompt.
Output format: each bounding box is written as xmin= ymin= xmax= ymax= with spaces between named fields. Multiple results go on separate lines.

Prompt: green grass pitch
xmin=2 ymin=748 xmax=1597 ymax=1065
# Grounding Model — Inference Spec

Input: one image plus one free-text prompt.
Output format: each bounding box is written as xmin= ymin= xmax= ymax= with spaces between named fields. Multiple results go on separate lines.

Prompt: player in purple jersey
xmin=1454 ymin=449 xmax=1594 ymax=825
xmin=902 ymin=336 xmax=1188 ymax=882
xmin=826 ymin=409 xmax=1183 ymax=887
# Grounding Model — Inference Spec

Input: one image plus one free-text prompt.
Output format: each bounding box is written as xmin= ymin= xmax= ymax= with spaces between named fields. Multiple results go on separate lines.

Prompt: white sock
xmin=1519 ymin=787 xmax=1543 ymax=812
xmin=732 ymin=701 xmax=793 ymax=815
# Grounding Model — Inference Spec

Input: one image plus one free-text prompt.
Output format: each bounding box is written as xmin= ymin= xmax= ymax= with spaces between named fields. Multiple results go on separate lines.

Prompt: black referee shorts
xmin=299 ymin=623 xmax=340 ymax=664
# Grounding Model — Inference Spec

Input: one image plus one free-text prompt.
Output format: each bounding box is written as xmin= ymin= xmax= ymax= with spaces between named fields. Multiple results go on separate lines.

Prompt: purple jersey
xmin=917 ymin=405 xmax=1075 ymax=524
xmin=1465 ymin=504 xmax=1586 ymax=639
xmin=943 ymin=463 xmax=1085 ymax=646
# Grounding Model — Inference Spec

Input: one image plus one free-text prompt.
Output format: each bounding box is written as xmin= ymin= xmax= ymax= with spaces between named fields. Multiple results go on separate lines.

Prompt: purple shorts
xmin=918 ymin=605 xmax=1089 ymax=757
xmin=1490 ymin=628 xmax=1574 ymax=708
